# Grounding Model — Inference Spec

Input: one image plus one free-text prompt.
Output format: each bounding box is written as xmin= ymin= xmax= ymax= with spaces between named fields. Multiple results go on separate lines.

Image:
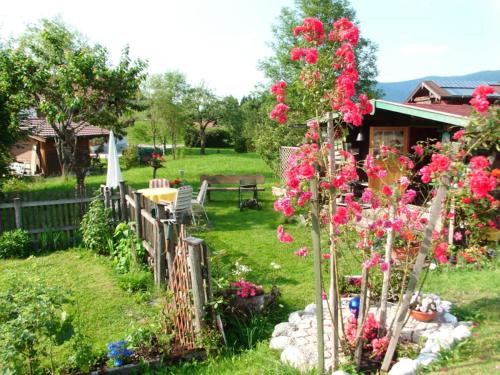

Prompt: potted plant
xmin=409 ymin=293 xmax=443 ymax=322
xmin=149 ymin=152 xmax=164 ymax=179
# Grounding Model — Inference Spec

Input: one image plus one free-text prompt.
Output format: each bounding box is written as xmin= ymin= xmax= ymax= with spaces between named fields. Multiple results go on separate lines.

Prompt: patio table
xmin=137 ymin=187 xmax=178 ymax=203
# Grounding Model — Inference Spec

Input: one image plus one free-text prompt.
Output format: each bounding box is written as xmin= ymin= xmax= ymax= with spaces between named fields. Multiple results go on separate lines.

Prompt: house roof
xmin=373 ymin=100 xmax=470 ymax=126
xmin=20 ymin=118 xmax=109 ymax=141
xmin=406 ymin=80 xmax=500 ymax=102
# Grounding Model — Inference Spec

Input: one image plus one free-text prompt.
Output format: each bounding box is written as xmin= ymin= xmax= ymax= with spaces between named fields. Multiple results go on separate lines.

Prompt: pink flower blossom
xmin=413 ymin=144 xmax=424 ymax=156
xmin=332 ymin=206 xmax=349 ymax=226
xmin=269 ymin=103 xmax=289 ymax=124
xmin=380 ymin=262 xmax=390 ymax=272
xmin=469 ymin=156 xmax=490 ymax=170
xmin=304 ymin=48 xmax=319 ymax=64
xmin=469 ymin=85 xmax=494 ymax=113
xmin=277 ymin=225 xmax=294 ymax=243
xmin=363 ymin=252 xmax=381 ymax=269
xmin=297 ymin=191 xmax=312 ymax=206
xmin=294 ymin=246 xmax=308 ymax=257
xmin=382 ymin=185 xmax=393 ymax=196
xmin=361 ymin=188 xmax=373 ymax=203
xmin=453 ymin=130 xmax=465 ymax=140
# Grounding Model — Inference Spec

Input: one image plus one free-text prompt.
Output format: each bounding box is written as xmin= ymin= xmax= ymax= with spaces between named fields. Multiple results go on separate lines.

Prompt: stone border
xmin=269 ymin=298 xmax=472 ymax=374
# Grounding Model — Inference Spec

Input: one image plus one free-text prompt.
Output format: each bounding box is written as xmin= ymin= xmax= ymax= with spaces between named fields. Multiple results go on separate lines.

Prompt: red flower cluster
xmin=291 ymin=47 xmax=319 ymax=64
xmin=269 ymin=103 xmax=290 ymax=124
xmin=434 ymin=242 xmax=449 ymax=263
xmin=469 ymin=85 xmax=494 ymax=113
xmin=151 ymin=152 xmax=163 ymax=160
xmin=274 ymin=196 xmax=295 ymax=217
xmin=293 ymin=17 xmax=325 ymax=45
xmin=231 ymin=280 xmax=263 ymax=298
xmin=345 ymin=313 xmax=388 ymax=357
xmin=468 ymin=155 xmax=497 ymax=199
xmin=328 ymin=17 xmax=359 ymax=45
xmin=270 ymin=81 xmax=289 ymax=124
xmin=419 ymin=153 xmax=452 ymax=183
xmin=271 ymin=80 xmax=287 ymax=103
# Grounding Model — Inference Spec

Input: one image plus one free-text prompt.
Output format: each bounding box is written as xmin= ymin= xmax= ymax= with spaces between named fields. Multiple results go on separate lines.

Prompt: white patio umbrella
xmin=106 ymin=130 xmax=123 ymax=188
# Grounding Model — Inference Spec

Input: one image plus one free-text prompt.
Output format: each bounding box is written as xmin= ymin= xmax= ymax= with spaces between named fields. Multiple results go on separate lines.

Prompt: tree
xmin=142 ymin=71 xmax=190 ymax=159
xmin=16 ymin=19 xmax=146 ymax=195
xmin=259 ymin=0 xmax=380 ymax=122
xmin=0 ymin=46 xmax=34 ymax=182
xmin=219 ymin=96 xmax=246 ymax=152
xmin=185 ymin=84 xmax=221 ymax=155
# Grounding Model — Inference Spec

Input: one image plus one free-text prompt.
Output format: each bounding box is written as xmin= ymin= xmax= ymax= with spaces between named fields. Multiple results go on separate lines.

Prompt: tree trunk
xmin=171 ymin=129 xmax=177 ymax=160
xmin=200 ymin=126 xmax=206 ymax=155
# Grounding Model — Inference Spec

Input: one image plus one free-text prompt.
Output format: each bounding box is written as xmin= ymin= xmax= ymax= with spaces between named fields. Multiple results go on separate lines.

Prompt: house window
xmin=370 ymin=127 xmax=409 ymax=156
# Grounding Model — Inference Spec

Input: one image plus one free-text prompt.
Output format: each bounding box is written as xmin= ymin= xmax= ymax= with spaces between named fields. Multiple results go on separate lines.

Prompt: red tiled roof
xmin=20 ymin=118 xmax=109 ymax=140
xmin=404 ymin=103 xmax=473 ymax=117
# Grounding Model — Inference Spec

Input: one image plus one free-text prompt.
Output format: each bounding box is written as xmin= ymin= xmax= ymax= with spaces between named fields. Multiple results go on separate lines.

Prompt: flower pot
xmin=391 ymin=245 xmax=419 ymax=261
xmin=410 ymin=309 xmax=437 ymax=322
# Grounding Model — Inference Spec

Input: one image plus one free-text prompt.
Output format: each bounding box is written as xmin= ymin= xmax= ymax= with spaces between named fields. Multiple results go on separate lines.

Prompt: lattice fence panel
xmin=166 ymin=225 xmax=197 ymax=350
xmin=279 ymin=146 xmax=300 ymax=182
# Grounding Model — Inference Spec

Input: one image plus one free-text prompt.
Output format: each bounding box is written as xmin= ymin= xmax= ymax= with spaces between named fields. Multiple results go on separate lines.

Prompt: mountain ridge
xmin=376 ymin=70 xmax=500 ymax=102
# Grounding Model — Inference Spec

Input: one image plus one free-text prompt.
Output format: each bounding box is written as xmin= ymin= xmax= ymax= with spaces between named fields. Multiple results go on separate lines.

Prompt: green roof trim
xmin=373 ymin=100 xmax=468 ymax=126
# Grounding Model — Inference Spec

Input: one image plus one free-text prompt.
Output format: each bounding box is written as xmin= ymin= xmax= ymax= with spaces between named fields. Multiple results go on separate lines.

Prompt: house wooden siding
xmin=10 ymin=139 xmax=35 ymax=166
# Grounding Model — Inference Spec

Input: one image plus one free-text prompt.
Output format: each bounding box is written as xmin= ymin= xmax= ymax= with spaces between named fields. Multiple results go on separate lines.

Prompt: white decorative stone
xmin=272 ymin=322 xmax=291 ymax=338
xmin=441 ymin=300 xmax=453 ymax=312
xmin=415 ymin=352 xmax=438 ymax=366
xmin=389 ymin=358 xmax=419 ymax=375
xmin=452 ymin=325 xmax=471 ymax=341
xmin=289 ymin=311 xmax=303 ymax=324
xmin=304 ymin=303 xmax=316 ymax=314
xmin=441 ymin=312 xmax=458 ymax=325
xmin=332 ymin=371 xmax=350 ymax=375
xmin=281 ymin=346 xmax=311 ymax=372
xmin=269 ymin=336 xmax=290 ymax=350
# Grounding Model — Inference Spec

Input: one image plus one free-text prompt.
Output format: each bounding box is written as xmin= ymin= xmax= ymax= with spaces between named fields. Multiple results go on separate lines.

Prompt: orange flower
xmin=491 ymin=169 xmax=500 ymax=178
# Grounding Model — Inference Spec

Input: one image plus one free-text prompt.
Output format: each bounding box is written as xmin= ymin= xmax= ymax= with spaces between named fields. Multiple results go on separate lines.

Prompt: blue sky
xmin=1 ymin=0 xmax=498 ymax=98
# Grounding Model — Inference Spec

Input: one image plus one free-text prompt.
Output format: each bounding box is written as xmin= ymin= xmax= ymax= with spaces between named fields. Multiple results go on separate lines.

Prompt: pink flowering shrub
xmin=231 ymin=280 xmax=263 ymax=298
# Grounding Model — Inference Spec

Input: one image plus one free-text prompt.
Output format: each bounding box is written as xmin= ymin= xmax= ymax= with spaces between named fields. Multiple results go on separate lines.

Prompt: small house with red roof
xmin=344 ymin=80 xmax=499 ymax=191
xmin=10 ymin=118 xmax=109 ymax=176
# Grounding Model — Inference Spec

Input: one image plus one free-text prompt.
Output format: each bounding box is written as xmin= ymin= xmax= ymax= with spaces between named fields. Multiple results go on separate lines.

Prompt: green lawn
xmin=0 ymin=249 xmax=157 ymax=370
xmin=1 ymin=149 xmax=498 ymax=374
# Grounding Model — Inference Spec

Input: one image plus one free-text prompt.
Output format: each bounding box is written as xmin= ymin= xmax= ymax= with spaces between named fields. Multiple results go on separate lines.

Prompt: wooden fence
xmin=125 ymin=186 xmax=213 ymax=345
xmin=0 ymin=182 xmax=127 ymax=245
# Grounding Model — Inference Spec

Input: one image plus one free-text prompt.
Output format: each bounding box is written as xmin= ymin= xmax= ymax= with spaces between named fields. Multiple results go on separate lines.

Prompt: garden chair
xmin=192 ymin=180 xmax=210 ymax=225
xmin=149 ymin=178 xmax=169 ymax=188
xmin=162 ymin=185 xmax=193 ymax=224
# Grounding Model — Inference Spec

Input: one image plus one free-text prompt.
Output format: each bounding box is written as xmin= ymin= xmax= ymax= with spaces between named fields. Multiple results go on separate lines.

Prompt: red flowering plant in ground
xmin=268 ymin=13 xmax=499 ymax=371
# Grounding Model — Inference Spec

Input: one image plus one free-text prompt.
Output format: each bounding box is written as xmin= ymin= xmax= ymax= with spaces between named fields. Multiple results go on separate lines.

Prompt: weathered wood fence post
xmin=133 ymin=191 xmax=143 ymax=239
xmin=186 ymin=236 xmax=207 ymax=332
xmin=13 ymin=198 xmax=22 ymax=229
xmin=119 ymin=181 xmax=128 ymax=221
xmin=155 ymin=203 xmax=167 ymax=287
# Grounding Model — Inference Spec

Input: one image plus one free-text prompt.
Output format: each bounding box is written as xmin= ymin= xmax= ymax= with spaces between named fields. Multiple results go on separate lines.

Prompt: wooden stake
xmin=381 ymin=180 xmax=448 ymax=372
xmin=311 ymin=177 xmax=325 ymax=374
xmin=327 ymin=112 xmax=340 ymax=369
xmin=379 ymin=203 xmax=396 ymax=332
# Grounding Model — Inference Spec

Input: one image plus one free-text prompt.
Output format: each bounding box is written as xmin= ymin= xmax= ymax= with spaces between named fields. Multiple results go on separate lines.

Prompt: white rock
xmin=415 ymin=352 xmax=438 ymax=366
xmin=452 ymin=325 xmax=471 ymax=340
xmin=272 ymin=322 xmax=291 ymax=338
xmin=441 ymin=312 xmax=458 ymax=325
xmin=421 ymin=338 xmax=441 ymax=353
xmin=269 ymin=336 xmax=290 ymax=350
xmin=304 ymin=303 xmax=316 ymax=314
xmin=289 ymin=311 xmax=303 ymax=324
xmin=388 ymin=358 xmax=419 ymax=375
xmin=441 ymin=300 xmax=453 ymax=312
xmin=332 ymin=371 xmax=350 ymax=375
xmin=458 ymin=321 xmax=473 ymax=327
xmin=280 ymin=346 xmax=311 ymax=372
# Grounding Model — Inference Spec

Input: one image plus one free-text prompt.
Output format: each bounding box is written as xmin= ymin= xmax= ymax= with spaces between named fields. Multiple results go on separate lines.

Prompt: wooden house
xmin=10 ymin=118 xmax=109 ymax=176
xmin=344 ymin=80 xmax=500 ymax=190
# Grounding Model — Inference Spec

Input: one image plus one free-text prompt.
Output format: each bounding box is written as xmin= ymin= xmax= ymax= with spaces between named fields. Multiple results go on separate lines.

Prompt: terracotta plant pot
xmin=391 ymin=245 xmax=420 ymax=261
xmin=410 ymin=309 xmax=438 ymax=322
